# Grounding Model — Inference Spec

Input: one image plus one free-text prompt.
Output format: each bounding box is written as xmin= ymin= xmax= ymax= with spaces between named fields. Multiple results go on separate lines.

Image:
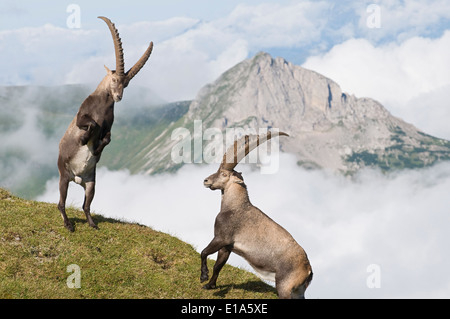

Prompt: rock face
xmin=139 ymin=52 xmax=450 ymax=174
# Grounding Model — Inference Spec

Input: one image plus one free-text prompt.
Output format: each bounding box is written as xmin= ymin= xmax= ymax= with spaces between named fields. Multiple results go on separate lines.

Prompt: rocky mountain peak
xmin=189 ymin=51 xmax=390 ymax=130
xmin=140 ymin=52 xmax=450 ymax=173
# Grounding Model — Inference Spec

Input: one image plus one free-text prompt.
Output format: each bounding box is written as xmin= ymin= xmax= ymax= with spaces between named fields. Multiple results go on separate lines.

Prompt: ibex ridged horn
xmin=220 ymin=131 xmax=289 ymax=171
xmin=98 ymin=16 xmax=125 ymax=76
xmin=126 ymin=42 xmax=154 ymax=82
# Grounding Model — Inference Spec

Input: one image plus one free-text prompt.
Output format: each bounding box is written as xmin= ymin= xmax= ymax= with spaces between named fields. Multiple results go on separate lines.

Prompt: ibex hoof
xmin=202 ymin=283 xmax=216 ymax=290
xmin=200 ymin=273 xmax=209 ymax=283
xmin=64 ymin=221 xmax=74 ymax=232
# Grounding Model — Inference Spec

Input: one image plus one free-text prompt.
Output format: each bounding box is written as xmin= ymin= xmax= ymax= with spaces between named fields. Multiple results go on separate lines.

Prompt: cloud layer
xmin=37 ymin=154 xmax=450 ymax=298
xmin=303 ymin=31 xmax=450 ymax=139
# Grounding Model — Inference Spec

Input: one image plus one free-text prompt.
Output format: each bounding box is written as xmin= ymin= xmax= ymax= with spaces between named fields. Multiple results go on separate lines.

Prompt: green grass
xmin=0 ymin=188 xmax=276 ymax=299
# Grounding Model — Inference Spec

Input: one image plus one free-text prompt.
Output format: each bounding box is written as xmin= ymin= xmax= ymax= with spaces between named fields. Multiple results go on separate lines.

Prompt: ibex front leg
xmin=200 ymin=236 xmax=231 ymax=289
xmin=77 ymin=114 xmax=98 ymax=145
xmin=94 ymin=131 xmax=111 ymax=156
xmin=203 ymin=247 xmax=231 ymax=289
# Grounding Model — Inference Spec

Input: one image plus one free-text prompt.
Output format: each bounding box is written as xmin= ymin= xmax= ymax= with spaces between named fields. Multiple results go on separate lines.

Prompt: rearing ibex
xmin=57 ymin=16 xmax=153 ymax=231
xmin=200 ymin=131 xmax=313 ymax=299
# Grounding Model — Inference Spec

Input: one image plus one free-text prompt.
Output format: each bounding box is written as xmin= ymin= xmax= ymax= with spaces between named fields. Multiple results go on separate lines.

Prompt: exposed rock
xmin=140 ymin=52 xmax=450 ymax=173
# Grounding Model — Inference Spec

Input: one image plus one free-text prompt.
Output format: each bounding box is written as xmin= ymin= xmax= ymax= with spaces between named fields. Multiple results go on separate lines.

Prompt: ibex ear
xmin=104 ymin=65 xmax=113 ymax=75
xmin=231 ymin=171 xmax=245 ymax=184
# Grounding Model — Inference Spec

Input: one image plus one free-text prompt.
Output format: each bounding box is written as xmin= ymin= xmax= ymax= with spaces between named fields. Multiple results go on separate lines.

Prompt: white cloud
xmin=303 ymin=32 xmax=450 ymax=104
xmin=302 ymin=31 xmax=450 ymax=139
xmin=37 ymin=154 xmax=450 ymax=298
xmin=0 ymin=87 xmax=60 ymax=191
xmin=356 ymin=0 xmax=450 ymax=42
xmin=222 ymin=2 xmax=329 ymax=48
xmin=402 ymin=85 xmax=450 ymax=139
xmin=0 ymin=1 xmax=334 ymax=102
xmin=0 ymin=16 xmax=246 ymax=102
xmin=123 ymin=1 xmax=330 ymax=101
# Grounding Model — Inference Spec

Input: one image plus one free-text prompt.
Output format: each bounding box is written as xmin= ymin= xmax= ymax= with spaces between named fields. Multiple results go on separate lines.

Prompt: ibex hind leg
xmin=82 ymin=181 xmax=98 ymax=229
xmin=58 ymin=174 xmax=74 ymax=232
xmin=275 ymin=279 xmax=293 ymax=299
xmin=276 ymin=271 xmax=310 ymax=299
xmin=288 ymin=270 xmax=313 ymax=299
xmin=290 ymin=283 xmax=307 ymax=299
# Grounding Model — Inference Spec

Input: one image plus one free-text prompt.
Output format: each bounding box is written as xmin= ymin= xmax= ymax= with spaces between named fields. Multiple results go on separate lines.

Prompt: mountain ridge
xmin=136 ymin=51 xmax=450 ymax=173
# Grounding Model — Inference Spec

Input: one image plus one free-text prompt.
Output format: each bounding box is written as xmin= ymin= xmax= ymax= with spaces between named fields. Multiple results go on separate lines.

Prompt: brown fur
xmin=57 ymin=17 xmax=152 ymax=231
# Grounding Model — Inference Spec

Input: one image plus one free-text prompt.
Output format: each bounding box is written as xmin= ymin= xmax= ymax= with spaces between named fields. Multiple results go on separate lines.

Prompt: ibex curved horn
xmin=126 ymin=42 xmax=154 ymax=83
xmin=98 ymin=16 xmax=125 ymax=76
xmin=220 ymin=131 xmax=289 ymax=171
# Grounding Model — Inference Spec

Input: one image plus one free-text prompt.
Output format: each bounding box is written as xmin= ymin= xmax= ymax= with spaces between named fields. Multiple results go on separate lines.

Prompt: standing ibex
xmin=57 ymin=16 xmax=153 ymax=231
xmin=200 ymin=131 xmax=313 ymax=299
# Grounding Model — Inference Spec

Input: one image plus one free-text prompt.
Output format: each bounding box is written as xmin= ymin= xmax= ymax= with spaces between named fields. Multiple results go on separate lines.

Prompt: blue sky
xmin=0 ymin=1 xmax=294 ymax=29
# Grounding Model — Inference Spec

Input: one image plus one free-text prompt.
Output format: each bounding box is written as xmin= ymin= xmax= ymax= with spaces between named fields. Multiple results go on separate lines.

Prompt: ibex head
xmin=203 ymin=131 xmax=289 ymax=191
xmin=98 ymin=16 xmax=153 ymax=102
xmin=204 ymin=170 xmax=245 ymax=191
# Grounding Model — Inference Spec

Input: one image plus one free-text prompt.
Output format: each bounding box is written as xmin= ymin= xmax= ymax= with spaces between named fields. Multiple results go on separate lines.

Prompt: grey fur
xmin=200 ymin=131 xmax=313 ymax=299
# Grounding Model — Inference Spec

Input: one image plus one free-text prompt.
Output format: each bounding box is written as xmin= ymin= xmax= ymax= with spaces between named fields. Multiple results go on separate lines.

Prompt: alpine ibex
xmin=57 ymin=16 xmax=153 ymax=231
xmin=200 ymin=131 xmax=313 ymax=299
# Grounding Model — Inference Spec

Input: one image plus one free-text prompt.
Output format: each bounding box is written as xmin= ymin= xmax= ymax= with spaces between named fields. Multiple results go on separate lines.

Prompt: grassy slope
xmin=0 ymin=188 xmax=276 ymax=299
